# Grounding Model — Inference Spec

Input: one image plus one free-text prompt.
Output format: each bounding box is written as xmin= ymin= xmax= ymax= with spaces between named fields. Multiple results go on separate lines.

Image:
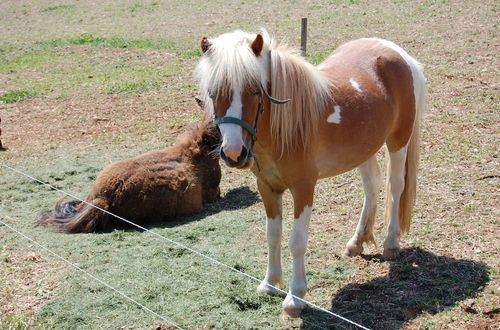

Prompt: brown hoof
xmin=383 ymin=247 xmax=400 ymax=260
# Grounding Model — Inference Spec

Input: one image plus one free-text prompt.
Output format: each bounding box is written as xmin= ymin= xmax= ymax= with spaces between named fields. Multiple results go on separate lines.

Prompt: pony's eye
xmin=208 ymin=91 xmax=216 ymax=100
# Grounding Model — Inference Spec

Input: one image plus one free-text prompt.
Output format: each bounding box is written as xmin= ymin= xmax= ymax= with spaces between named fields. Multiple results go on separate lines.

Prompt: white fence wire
xmin=0 ymin=161 xmax=370 ymax=330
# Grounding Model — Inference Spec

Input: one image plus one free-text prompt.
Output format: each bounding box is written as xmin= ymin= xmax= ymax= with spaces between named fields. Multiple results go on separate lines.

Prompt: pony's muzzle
xmin=220 ymin=145 xmax=252 ymax=168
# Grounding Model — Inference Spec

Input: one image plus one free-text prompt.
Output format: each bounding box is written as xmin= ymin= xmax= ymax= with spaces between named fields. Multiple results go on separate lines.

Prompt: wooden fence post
xmin=301 ymin=17 xmax=307 ymax=57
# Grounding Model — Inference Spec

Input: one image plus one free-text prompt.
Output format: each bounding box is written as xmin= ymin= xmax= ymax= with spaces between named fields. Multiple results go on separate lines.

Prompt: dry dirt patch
xmin=0 ymin=243 xmax=67 ymax=325
xmin=0 ymin=91 xmax=202 ymax=158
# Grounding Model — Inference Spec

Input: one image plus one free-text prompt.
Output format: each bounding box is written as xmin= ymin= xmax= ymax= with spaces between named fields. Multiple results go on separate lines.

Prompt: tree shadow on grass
xmin=300 ymin=247 xmax=490 ymax=329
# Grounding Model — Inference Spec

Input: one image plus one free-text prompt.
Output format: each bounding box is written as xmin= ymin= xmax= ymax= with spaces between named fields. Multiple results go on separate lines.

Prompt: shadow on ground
xmin=300 ymin=247 xmax=490 ymax=329
xmin=139 ymin=185 xmax=261 ymax=230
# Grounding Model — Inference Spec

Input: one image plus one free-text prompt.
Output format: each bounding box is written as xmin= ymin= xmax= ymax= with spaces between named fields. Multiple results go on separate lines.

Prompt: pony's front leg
xmin=282 ymin=184 xmax=315 ymax=318
xmin=256 ymin=179 xmax=284 ymax=296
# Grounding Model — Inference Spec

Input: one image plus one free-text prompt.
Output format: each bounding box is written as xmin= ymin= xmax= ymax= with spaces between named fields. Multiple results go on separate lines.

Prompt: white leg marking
xmin=257 ymin=216 xmax=283 ymax=295
xmin=282 ymin=206 xmax=312 ymax=316
xmin=384 ymin=146 xmax=407 ymax=258
xmin=350 ymin=78 xmax=362 ymax=93
xmin=219 ymin=88 xmax=244 ymax=161
xmin=345 ymin=156 xmax=381 ymax=256
xmin=327 ymin=105 xmax=342 ymax=124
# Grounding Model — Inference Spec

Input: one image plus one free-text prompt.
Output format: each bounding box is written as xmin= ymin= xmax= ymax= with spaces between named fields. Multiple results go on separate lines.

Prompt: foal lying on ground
xmin=39 ymin=117 xmax=221 ymax=233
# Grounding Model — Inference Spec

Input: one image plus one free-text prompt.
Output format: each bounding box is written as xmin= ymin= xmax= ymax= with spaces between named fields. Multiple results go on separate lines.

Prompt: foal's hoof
xmin=343 ymin=243 xmax=363 ymax=257
xmin=383 ymin=247 xmax=400 ymax=260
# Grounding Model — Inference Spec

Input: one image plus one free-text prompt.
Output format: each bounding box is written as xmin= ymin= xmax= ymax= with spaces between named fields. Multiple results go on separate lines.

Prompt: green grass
xmin=0 ymin=144 xmax=284 ymax=328
xmin=308 ymin=49 xmax=335 ymax=65
xmin=0 ymin=42 xmax=178 ymax=97
xmin=0 ymin=313 xmax=31 ymax=329
xmin=42 ymin=5 xmax=75 ymax=12
xmin=178 ymin=49 xmax=202 ymax=58
xmin=0 ymin=89 xmax=39 ymax=103
xmin=38 ymin=33 xmax=178 ymax=51
xmin=107 ymin=80 xmax=162 ymax=94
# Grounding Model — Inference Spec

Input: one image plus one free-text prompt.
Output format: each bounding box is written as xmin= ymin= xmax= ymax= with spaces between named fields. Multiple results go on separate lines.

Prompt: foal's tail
xmin=38 ymin=198 xmax=110 ymax=233
xmin=384 ymin=57 xmax=426 ymax=234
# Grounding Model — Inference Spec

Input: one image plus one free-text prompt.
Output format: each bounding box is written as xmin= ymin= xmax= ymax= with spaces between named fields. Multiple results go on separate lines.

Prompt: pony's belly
xmin=314 ymin=142 xmax=384 ymax=179
xmin=316 ymin=158 xmax=357 ymax=179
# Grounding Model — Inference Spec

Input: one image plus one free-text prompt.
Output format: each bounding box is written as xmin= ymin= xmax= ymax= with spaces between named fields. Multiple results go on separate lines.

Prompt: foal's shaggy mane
xmin=195 ymin=29 xmax=332 ymax=155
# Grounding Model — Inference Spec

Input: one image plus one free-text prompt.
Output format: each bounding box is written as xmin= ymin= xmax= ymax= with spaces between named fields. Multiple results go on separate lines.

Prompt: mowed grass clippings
xmin=1 ymin=0 xmax=499 ymax=329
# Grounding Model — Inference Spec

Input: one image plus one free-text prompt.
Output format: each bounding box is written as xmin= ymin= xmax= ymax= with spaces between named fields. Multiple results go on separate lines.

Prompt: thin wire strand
xmin=0 ymin=219 xmax=183 ymax=330
xmin=0 ymin=161 xmax=370 ymax=330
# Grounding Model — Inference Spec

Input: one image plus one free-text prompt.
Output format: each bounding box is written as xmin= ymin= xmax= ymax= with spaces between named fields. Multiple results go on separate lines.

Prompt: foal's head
xmin=193 ymin=120 xmax=222 ymax=203
xmin=195 ymin=31 xmax=270 ymax=170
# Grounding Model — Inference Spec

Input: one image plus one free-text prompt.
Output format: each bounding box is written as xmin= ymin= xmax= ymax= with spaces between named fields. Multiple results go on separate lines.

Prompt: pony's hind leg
xmin=383 ymin=146 xmax=408 ymax=259
xmin=345 ymin=155 xmax=381 ymax=257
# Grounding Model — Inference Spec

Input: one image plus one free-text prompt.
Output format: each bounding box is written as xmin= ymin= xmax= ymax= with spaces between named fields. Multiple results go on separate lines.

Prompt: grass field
xmin=1 ymin=0 xmax=498 ymax=329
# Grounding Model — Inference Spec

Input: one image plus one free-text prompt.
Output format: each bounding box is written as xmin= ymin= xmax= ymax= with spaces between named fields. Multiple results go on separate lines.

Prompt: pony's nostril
xmin=239 ymin=145 xmax=249 ymax=160
xmin=221 ymin=144 xmax=242 ymax=162
xmin=220 ymin=145 xmax=251 ymax=167
xmin=220 ymin=148 xmax=227 ymax=160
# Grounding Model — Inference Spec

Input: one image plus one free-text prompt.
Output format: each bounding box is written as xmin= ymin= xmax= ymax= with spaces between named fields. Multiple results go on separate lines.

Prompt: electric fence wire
xmin=0 ymin=161 xmax=370 ymax=330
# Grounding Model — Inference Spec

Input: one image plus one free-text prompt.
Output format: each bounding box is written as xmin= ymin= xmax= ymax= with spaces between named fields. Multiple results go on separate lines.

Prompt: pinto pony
xmin=195 ymin=30 xmax=426 ymax=317
xmin=38 ymin=117 xmax=221 ymax=233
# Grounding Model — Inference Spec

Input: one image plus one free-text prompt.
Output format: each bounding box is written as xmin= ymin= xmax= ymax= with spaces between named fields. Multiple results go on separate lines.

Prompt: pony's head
xmin=195 ymin=30 xmax=271 ymax=169
xmin=195 ymin=29 xmax=331 ymax=168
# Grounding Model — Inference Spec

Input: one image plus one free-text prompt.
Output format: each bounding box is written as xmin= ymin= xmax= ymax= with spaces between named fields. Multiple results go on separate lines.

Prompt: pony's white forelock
xmin=195 ymin=30 xmax=268 ymax=100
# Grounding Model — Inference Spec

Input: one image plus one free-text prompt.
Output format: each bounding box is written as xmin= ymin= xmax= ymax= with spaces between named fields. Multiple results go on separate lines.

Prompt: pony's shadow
xmin=112 ymin=186 xmax=260 ymax=231
xmin=300 ymin=247 xmax=490 ymax=329
xmin=155 ymin=185 xmax=261 ymax=229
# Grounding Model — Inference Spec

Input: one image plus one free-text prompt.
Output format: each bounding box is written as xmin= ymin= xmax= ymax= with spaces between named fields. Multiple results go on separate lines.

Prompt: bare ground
xmin=1 ymin=0 xmax=499 ymax=328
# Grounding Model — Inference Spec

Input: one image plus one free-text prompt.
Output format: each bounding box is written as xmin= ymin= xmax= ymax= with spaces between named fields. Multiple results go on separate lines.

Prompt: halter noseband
xmin=213 ymin=83 xmax=290 ymax=141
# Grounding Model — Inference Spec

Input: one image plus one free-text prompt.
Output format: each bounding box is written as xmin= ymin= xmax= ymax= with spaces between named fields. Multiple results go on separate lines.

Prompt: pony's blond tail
xmin=384 ymin=61 xmax=426 ymax=234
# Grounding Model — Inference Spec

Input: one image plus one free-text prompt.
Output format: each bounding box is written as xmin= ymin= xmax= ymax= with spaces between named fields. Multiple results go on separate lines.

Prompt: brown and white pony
xmin=38 ymin=116 xmax=221 ymax=233
xmin=195 ymin=30 xmax=426 ymax=318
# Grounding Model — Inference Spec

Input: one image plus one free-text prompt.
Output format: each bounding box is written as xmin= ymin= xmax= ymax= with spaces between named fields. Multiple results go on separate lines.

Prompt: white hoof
xmin=344 ymin=242 xmax=364 ymax=257
xmin=282 ymin=293 xmax=305 ymax=318
xmin=257 ymin=281 xmax=282 ymax=296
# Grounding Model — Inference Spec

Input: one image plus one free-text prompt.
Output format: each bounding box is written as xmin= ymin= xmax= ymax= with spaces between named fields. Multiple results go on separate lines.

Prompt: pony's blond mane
xmin=269 ymin=44 xmax=332 ymax=155
xmin=195 ymin=30 xmax=332 ymax=155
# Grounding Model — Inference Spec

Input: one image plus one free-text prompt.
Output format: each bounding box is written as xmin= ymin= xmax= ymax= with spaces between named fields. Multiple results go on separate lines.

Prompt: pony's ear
xmin=201 ymin=37 xmax=211 ymax=53
xmin=195 ymin=97 xmax=204 ymax=109
xmin=250 ymin=34 xmax=264 ymax=57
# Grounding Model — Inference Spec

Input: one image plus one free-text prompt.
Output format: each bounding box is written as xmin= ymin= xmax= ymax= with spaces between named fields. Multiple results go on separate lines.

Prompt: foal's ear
xmin=201 ymin=36 xmax=211 ymax=53
xmin=250 ymin=34 xmax=264 ymax=57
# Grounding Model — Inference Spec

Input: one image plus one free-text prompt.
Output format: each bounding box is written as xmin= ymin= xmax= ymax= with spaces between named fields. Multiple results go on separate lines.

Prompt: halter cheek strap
xmin=213 ymin=83 xmax=290 ymax=141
